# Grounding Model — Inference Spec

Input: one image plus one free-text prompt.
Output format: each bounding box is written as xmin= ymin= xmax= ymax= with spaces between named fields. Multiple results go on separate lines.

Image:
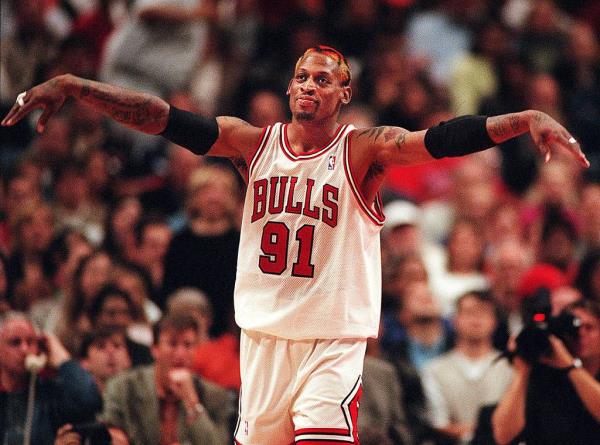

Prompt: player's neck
xmin=288 ymin=119 xmax=340 ymax=154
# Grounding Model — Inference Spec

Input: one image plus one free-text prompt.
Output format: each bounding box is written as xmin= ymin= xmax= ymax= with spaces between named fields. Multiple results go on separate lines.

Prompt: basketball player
xmin=2 ymin=46 xmax=589 ymax=445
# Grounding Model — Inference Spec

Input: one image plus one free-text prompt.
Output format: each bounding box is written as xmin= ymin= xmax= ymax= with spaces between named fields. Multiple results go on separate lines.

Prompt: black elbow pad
xmin=160 ymin=105 xmax=219 ymax=155
xmin=424 ymin=115 xmax=495 ymax=159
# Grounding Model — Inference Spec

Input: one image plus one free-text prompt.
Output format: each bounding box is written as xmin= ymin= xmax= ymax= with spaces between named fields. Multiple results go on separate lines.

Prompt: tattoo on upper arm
xmin=358 ymin=126 xmax=408 ymax=150
xmin=358 ymin=126 xmax=386 ymax=142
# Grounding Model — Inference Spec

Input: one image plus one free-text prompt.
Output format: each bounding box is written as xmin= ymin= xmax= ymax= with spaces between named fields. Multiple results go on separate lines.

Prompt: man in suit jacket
xmin=360 ymin=354 xmax=413 ymax=445
xmin=102 ymin=312 xmax=233 ymax=445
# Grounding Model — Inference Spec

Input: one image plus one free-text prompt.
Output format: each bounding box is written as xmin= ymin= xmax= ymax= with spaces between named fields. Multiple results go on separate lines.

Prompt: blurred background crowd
xmin=1 ymin=0 xmax=600 ymax=444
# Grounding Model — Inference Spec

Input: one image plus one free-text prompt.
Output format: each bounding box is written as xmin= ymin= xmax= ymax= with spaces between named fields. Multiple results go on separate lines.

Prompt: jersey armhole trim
xmin=248 ymin=125 xmax=273 ymax=177
xmin=343 ymin=134 xmax=386 ymax=226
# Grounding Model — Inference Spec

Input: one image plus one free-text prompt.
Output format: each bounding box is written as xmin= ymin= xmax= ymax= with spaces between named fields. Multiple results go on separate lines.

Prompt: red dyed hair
xmin=295 ymin=45 xmax=352 ymax=86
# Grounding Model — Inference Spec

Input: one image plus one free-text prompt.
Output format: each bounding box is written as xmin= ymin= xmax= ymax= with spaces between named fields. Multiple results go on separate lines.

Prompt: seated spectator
xmin=88 ymin=284 xmax=153 ymax=367
xmin=422 ymin=291 xmax=512 ymax=444
xmin=381 ymin=200 xmax=445 ymax=294
xmin=78 ymin=326 xmax=132 ymax=393
xmin=50 ymin=249 xmax=114 ymax=355
xmin=162 ymin=163 xmax=242 ymax=337
xmin=381 ymin=253 xmax=429 ymax=313
xmin=361 ymin=341 xmax=413 ymax=445
xmin=430 ymin=218 xmax=490 ymax=316
xmin=0 ymin=312 xmax=101 ymax=445
xmin=493 ymin=299 xmax=600 ymax=445
xmin=31 ymin=229 xmax=93 ymax=323
xmin=101 ymin=312 xmax=232 ymax=444
xmin=167 ymin=287 xmax=241 ymax=391
xmin=133 ymin=216 xmax=172 ymax=295
xmin=383 ymin=281 xmax=454 ymax=371
xmin=486 ymin=239 xmax=531 ymax=339
xmin=113 ymin=261 xmax=160 ymax=345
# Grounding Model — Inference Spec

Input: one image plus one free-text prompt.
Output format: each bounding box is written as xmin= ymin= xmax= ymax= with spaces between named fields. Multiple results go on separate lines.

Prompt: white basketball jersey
xmin=234 ymin=123 xmax=385 ymax=339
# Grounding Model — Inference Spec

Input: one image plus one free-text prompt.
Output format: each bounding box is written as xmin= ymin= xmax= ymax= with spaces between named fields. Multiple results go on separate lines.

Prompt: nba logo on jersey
xmin=328 ymin=155 xmax=336 ymax=170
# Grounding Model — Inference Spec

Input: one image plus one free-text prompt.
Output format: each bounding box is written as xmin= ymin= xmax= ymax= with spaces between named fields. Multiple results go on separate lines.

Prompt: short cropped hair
xmin=295 ymin=45 xmax=352 ymax=87
xmin=0 ymin=311 xmax=33 ymax=332
xmin=456 ymin=290 xmax=498 ymax=318
xmin=78 ymin=326 xmax=127 ymax=359
xmin=566 ymin=299 xmax=600 ymax=321
xmin=152 ymin=312 xmax=199 ymax=345
xmin=166 ymin=287 xmax=213 ymax=321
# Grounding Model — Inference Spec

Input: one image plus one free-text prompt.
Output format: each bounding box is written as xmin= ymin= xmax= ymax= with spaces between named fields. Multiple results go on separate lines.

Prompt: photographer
xmin=0 ymin=312 xmax=102 ymax=445
xmin=492 ymin=299 xmax=600 ymax=445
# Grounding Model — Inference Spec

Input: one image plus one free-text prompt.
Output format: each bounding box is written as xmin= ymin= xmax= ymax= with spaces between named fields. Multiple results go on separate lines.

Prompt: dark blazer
xmin=360 ymin=355 xmax=413 ymax=445
xmin=102 ymin=365 xmax=233 ymax=445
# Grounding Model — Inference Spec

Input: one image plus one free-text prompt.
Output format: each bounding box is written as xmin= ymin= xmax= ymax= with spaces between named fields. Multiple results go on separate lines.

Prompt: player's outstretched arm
xmin=352 ymin=110 xmax=590 ymax=171
xmin=1 ymin=74 xmax=262 ymax=161
xmin=1 ymin=74 xmax=170 ymax=134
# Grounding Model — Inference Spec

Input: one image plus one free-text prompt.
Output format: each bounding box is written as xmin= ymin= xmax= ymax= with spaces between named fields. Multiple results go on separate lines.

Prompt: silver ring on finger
xmin=16 ymin=91 xmax=27 ymax=107
xmin=568 ymin=137 xmax=577 ymax=144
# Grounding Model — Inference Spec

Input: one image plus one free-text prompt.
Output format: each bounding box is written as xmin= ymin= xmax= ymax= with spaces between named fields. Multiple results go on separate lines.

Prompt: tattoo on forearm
xmin=488 ymin=113 xmax=528 ymax=140
xmin=77 ymin=79 xmax=167 ymax=129
xmin=509 ymin=115 xmax=521 ymax=132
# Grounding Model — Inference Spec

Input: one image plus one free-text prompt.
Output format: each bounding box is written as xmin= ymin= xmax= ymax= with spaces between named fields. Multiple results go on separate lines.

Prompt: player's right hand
xmin=1 ymin=75 xmax=70 ymax=133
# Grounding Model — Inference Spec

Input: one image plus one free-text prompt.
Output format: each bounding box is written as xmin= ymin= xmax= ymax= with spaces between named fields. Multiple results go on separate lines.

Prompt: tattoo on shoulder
xmin=384 ymin=128 xmax=408 ymax=149
xmin=358 ymin=126 xmax=386 ymax=142
xmin=358 ymin=126 xmax=408 ymax=149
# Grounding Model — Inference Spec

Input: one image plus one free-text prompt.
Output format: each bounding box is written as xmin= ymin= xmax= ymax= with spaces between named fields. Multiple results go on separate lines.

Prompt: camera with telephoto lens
xmin=514 ymin=288 xmax=581 ymax=364
xmin=71 ymin=422 xmax=111 ymax=445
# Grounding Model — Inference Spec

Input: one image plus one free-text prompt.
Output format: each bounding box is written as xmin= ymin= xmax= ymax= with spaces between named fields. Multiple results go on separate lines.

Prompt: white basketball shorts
xmin=234 ymin=329 xmax=366 ymax=445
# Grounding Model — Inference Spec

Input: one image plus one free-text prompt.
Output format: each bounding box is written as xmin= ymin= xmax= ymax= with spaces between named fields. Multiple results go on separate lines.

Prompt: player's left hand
xmin=528 ymin=111 xmax=589 ymax=168
xmin=539 ymin=335 xmax=574 ymax=369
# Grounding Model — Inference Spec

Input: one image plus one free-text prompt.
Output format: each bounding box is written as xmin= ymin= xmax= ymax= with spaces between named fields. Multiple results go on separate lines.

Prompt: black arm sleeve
xmin=159 ymin=105 xmax=219 ymax=155
xmin=424 ymin=115 xmax=495 ymax=159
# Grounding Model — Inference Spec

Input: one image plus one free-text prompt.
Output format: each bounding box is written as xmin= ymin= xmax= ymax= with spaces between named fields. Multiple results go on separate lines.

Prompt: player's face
xmin=288 ymin=53 xmax=351 ymax=122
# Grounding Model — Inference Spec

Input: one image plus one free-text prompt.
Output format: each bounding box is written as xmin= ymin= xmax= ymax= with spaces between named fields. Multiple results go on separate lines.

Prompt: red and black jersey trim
xmin=248 ymin=125 xmax=273 ymax=177
xmin=343 ymin=134 xmax=385 ymax=226
xmin=280 ymin=124 xmax=347 ymax=161
xmin=294 ymin=375 xmax=362 ymax=444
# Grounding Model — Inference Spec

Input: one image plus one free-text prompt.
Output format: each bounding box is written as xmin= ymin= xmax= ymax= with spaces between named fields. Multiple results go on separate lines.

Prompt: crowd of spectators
xmin=1 ymin=0 xmax=600 ymax=444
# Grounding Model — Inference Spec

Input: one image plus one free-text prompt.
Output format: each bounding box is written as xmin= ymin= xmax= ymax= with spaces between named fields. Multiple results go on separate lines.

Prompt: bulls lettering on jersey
xmin=234 ymin=123 xmax=385 ymax=340
xmin=251 ymin=177 xmax=339 ymax=228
